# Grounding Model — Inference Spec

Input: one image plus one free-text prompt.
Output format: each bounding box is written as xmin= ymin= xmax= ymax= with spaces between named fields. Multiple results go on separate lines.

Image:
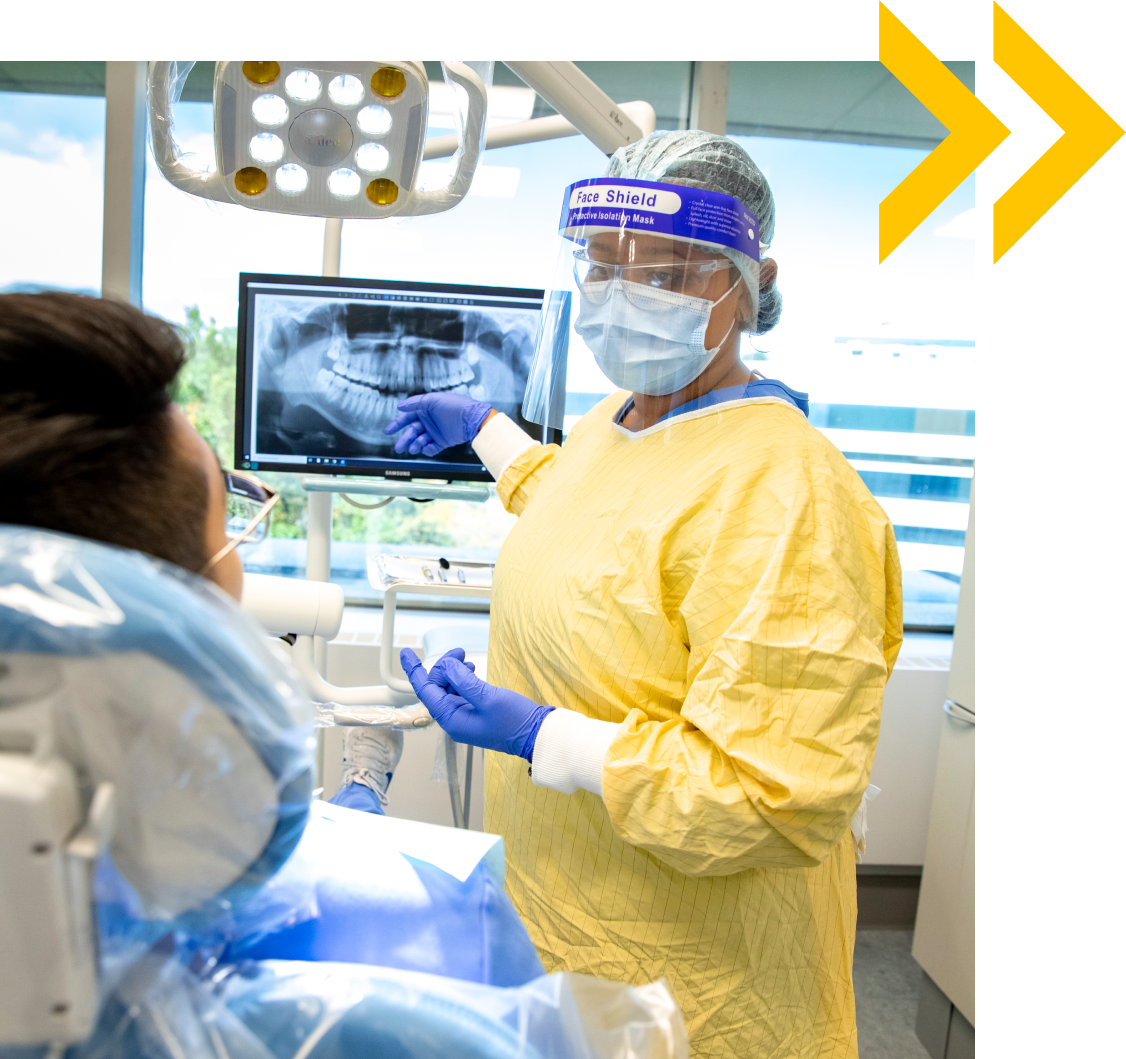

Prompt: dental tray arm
xmin=370 ymin=555 xmax=494 ymax=694
xmin=314 ymin=701 xmax=434 ymax=729
xmin=291 ymin=634 xmax=418 ymax=708
xmin=399 ymin=61 xmax=488 ymax=217
xmin=241 ymin=574 xmax=418 ymax=711
xmin=148 ymin=61 xmax=229 ymax=203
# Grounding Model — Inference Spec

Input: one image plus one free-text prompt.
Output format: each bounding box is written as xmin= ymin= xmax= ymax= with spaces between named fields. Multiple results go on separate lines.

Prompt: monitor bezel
xmin=235 ymin=271 xmax=554 ymax=483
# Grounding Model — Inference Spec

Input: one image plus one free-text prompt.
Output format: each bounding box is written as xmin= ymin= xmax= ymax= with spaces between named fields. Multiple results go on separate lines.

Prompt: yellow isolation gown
xmin=483 ymin=391 xmax=902 ymax=1058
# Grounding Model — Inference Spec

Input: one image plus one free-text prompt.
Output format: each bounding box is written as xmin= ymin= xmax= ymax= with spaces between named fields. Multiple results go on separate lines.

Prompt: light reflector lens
xmin=251 ymin=93 xmax=289 ymax=127
xmin=243 ymin=62 xmax=280 ymax=85
xmin=328 ymin=167 xmax=361 ymax=198
xmin=234 ymin=167 xmax=268 ymax=195
xmin=371 ymin=67 xmax=407 ymax=98
xmin=366 ymin=178 xmax=399 ymax=205
xmin=356 ymin=104 xmax=392 ymax=136
xmin=285 ymin=70 xmax=322 ymax=104
xmin=328 ymin=74 xmax=365 ymax=108
xmin=355 ymin=142 xmax=390 ymax=174
xmin=249 ymin=132 xmax=285 ymax=164
xmin=275 ymin=163 xmax=309 ymax=195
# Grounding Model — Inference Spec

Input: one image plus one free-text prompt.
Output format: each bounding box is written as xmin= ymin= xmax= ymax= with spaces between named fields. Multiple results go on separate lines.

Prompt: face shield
xmin=524 ymin=178 xmax=761 ymax=432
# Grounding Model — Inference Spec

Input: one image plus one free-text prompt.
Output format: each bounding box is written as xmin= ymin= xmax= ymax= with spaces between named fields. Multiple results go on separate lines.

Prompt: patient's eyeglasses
xmin=200 ymin=471 xmax=279 ymax=576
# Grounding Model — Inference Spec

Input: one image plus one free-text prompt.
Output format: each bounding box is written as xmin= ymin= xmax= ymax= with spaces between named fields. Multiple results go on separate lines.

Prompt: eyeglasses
xmin=573 ymin=247 xmax=733 ymax=303
xmin=200 ymin=471 xmax=279 ymax=576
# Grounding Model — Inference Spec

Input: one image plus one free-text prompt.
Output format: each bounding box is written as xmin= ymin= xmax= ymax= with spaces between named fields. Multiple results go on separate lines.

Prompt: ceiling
xmin=1 ymin=60 xmax=973 ymax=151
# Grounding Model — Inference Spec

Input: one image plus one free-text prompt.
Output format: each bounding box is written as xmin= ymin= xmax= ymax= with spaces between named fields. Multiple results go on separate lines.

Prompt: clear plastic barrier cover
xmin=369 ymin=553 xmax=495 ymax=589
xmin=0 ymin=527 xmax=316 ymax=962
xmin=66 ymin=958 xmax=687 ymax=1059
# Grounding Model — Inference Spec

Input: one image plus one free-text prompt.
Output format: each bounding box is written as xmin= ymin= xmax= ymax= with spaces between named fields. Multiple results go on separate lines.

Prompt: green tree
xmin=174 ymin=307 xmax=237 ymax=467
xmin=172 ymin=308 xmax=309 ymax=537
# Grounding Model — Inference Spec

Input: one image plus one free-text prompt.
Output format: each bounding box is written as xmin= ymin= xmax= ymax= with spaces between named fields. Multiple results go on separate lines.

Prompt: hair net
xmin=605 ymin=131 xmax=782 ymax=333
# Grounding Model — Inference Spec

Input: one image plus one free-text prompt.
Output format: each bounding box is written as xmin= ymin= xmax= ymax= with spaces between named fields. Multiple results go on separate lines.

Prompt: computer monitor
xmin=235 ymin=273 xmax=552 ymax=481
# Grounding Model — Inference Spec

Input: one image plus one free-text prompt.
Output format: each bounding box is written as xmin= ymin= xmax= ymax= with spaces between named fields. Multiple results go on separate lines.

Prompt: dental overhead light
xmin=148 ymin=62 xmax=658 ymax=222
xmin=149 ymin=61 xmax=488 ymax=218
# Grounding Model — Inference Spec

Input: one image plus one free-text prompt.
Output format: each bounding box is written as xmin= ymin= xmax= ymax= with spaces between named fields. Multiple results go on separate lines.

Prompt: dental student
xmin=387 ymin=131 xmax=903 ymax=1059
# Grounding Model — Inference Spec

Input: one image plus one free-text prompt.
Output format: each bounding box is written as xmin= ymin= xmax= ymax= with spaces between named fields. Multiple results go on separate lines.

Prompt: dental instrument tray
xmin=369 ymin=554 xmax=494 ymax=591
xmin=371 ymin=555 xmax=493 ymax=697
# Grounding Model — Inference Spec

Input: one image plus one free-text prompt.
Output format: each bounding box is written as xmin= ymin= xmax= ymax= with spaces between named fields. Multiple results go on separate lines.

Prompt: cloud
xmin=0 ymin=144 xmax=103 ymax=291
xmin=934 ymin=208 xmax=975 ymax=240
xmin=469 ymin=165 xmax=521 ymax=198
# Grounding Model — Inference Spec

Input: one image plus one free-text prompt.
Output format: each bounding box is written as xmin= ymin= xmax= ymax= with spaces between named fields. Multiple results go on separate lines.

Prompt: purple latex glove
xmin=383 ymin=393 xmax=492 ymax=457
xmin=401 ymin=648 xmax=554 ymax=762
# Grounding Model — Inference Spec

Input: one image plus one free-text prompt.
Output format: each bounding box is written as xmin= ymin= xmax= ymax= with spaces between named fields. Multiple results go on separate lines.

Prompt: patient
xmin=0 ymin=291 xmax=399 ymax=816
xmin=0 ymin=292 xmax=542 ymax=985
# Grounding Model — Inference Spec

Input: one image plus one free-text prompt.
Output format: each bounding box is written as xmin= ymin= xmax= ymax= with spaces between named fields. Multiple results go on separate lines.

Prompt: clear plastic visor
xmin=523 ymin=225 xmax=760 ymax=432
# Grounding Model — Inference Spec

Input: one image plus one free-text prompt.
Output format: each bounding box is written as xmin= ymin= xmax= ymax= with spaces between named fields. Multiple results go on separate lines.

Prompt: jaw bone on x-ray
xmin=254 ymin=298 xmax=536 ymax=459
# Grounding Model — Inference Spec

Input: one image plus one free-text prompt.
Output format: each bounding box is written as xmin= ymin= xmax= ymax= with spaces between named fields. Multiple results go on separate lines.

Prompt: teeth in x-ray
xmin=327 ymin=341 xmax=475 ymax=394
xmin=313 ymin=368 xmax=471 ymax=443
xmin=262 ymin=299 xmax=532 ymax=448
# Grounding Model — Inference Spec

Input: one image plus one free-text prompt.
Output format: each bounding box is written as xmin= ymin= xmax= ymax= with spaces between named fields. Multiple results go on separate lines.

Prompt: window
xmin=151 ymin=66 xmax=971 ymax=626
xmin=0 ymin=83 xmax=105 ymax=294
xmin=727 ymin=134 xmax=973 ymax=628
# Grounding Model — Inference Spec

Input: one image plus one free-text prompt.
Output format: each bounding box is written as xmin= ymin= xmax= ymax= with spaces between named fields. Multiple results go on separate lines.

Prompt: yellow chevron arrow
xmin=879 ymin=3 xmax=1010 ymax=261
xmin=993 ymin=3 xmax=1124 ymax=261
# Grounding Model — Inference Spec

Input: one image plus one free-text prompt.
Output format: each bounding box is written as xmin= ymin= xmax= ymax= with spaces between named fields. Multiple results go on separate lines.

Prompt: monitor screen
xmin=235 ymin=273 xmax=549 ymax=481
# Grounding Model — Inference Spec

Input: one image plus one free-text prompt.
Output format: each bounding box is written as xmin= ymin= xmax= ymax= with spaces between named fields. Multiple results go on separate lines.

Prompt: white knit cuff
xmin=471 ymin=413 xmax=538 ymax=481
xmin=531 ymin=708 xmax=620 ymax=798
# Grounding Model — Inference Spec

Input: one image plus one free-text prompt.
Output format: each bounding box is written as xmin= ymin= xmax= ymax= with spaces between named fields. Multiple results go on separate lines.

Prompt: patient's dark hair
xmin=0 ymin=292 xmax=210 ymax=571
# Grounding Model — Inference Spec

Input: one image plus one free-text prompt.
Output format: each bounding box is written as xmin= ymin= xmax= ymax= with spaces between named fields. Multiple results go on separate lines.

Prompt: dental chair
xmin=0 ymin=526 xmax=687 ymax=1059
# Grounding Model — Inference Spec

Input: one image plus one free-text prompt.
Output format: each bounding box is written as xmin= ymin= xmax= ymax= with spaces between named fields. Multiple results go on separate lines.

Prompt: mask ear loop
xmin=703 ymin=273 xmax=748 ymax=355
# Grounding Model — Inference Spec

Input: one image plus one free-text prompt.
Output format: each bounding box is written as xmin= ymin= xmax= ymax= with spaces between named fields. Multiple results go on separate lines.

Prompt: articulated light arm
xmin=503 ymin=62 xmax=651 ymax=155
xmin=423 ymin=100 xmax=656 ymax=161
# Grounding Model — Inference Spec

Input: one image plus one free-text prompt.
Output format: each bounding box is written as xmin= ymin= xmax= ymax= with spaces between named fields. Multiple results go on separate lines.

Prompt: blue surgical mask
xmin=575 ymin=278 xmax=741 ymax=396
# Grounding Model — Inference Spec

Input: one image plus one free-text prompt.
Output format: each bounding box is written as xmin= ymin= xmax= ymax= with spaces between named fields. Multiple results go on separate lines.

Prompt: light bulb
xmin=249 ymin=132 xmax=284 ymax=165
xmin=275 ymin=163 xmax=309 ymax=195
xmin=356 ymin=105 xmax=392 ymax=137
xmin=328 ymin=167 xmax=361 ymax=198
xmin=285 ymin=70 xmax=321 ymax=104
xmin=355 ymin=142 xmax=390 ymax=174
xmin=251 ymin=94 xmax=289 ymax=127
xmin=328 ymin=74 xmax=364 ymax=108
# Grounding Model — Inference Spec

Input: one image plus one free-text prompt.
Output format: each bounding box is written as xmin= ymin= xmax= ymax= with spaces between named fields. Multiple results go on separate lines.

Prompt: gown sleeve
xmin=600 ymin=453 xmax=903 ymax=876
xmin=470 ymin=412 xmax=560 ymax=516
xmin=496 ymin=444 xmax=561 ymax=516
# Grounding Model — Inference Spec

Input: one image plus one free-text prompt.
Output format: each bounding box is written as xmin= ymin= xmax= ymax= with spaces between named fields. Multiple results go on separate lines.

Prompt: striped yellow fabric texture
xmin=485 ymin=394 xmax=902 ymax=1058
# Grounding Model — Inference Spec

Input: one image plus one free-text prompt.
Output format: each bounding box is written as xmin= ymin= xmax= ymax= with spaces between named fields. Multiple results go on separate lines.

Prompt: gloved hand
xmin=383 ymin=393 xmax=493 ymax=456
xmin=401 ymin=648 xmax=554 ymax=762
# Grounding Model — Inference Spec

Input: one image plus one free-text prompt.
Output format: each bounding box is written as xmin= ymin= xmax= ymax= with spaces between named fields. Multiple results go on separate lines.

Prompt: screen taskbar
xmin=241 ymin=453 xmax=488 ymax=477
